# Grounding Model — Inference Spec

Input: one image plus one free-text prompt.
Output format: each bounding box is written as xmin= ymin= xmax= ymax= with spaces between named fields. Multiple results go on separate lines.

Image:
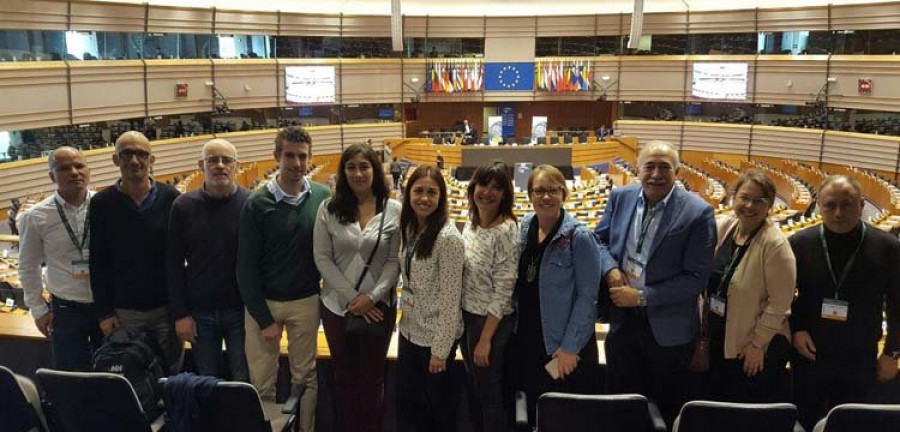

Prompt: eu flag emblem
xmin=485 ymin=63 xmax=534 ymax=91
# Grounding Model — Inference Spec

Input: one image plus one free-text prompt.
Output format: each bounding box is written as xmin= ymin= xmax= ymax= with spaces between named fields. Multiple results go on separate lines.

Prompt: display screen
xmin=285 ymin=66 xmax=336 ymax=104
xmin=691 ymin=63 xmax=748 ymax=101
xmin=378 ymin=107 xmax=394 ymax=119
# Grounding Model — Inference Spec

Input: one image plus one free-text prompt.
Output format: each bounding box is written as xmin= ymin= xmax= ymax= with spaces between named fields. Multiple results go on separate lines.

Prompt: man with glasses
xmin=18 ymin=146 xmax=100 ymax=371
xmin=166 ymin=139 xmax=250 ymax=380
xmin=789 ymin=175 xmax=900 ymax=430
xmin=593 ymin=140 xmax=716 ymax=426
xmin=89 ymin=131 xmax=183 ymax=372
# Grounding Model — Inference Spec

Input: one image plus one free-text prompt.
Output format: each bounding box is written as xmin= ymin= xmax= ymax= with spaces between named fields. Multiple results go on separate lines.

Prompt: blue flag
xmin=485 ymin=62 xmax=534 ymax=91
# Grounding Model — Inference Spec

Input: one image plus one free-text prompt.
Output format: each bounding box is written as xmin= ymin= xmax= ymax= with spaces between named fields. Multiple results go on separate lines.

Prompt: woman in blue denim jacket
xmin=511 ymin=165 xmax=603 ymax=425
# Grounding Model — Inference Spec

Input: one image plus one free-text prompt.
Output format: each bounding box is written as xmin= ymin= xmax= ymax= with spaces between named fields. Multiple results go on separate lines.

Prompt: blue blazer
xmin=593 ymin=184 xmax=716 ymax=347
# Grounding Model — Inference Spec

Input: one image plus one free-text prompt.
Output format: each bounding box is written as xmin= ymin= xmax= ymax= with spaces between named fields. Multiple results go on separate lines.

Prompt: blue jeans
xmin=50 ymin=297 xmax=103 ymax=371
xmin=192 ymin=308 xmax=249 ymax=382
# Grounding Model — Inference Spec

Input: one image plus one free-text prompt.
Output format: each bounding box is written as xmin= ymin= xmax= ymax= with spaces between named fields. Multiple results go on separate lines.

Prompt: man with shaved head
xmin=18 ymin=146 xmax=100 ymax=370
xmin=89 ymin=131 xmax=183 ymax=373
xmin=789 ymin=175 xmax=900 ymax=430
xmin=166 ymin=138 xmax=250 ymax=380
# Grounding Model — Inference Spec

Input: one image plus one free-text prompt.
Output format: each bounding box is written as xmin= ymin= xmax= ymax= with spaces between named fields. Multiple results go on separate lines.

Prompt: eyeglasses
xmin=205 ymin=156 xmax=236 ymax=165
xmin=735 ymin=194 xmax=769 ymax=206
xmin=532 ymin=187 xmax=563 ymax=198
xmin=117 ymin=149 xmax=151 ymax=160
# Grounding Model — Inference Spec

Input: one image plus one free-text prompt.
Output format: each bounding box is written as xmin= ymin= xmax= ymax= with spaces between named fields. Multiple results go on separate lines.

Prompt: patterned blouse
xmin=461 ymin=218 xmax=519 ymax=318
xmin=398 ymin=222 xmax=465 ymax=360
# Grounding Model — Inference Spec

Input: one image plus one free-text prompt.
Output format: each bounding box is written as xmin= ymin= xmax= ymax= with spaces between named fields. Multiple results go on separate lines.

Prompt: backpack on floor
xmin=91 ymin=325 xmax=166 ymax=420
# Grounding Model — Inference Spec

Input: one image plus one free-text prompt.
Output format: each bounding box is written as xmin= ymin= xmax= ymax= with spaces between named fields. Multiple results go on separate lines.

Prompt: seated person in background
xmin=458 ymin=119 xmax=477 ymax=145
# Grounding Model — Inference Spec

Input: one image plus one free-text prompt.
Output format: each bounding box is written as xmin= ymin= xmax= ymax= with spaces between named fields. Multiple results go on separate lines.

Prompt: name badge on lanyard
xmin=55 ymin=198 xmax=90 ymax=281
xmin=71 ymin=259 xmax=90 ymax=280
xmin=821 ymin=298 xmax=849 ymax=322
xmin=710 ymin=294 xmax=727 ymax=317
xmin=818 ymin=224 xmax=865 ymax=324
xmin=624 ymin=255 xmax=645 ymax=283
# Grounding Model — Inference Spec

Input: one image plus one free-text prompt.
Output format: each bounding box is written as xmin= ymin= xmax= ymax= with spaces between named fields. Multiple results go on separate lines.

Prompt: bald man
xmin=789 ymin=175 xmax=900 ymax=430
xmin=89 ymin=131 xmax=183 ymax=373
xmin=18 ymin=147 xmax=101 ymax=370
xmin=166 ymin=139 xmax=250 ymax=380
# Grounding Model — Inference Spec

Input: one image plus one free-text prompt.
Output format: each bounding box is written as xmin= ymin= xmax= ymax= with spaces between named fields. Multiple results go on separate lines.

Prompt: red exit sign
xmin=858 ymin=78 xmax=873 ymax=94
xmin=175 ymin=83 xmax=188 ymax=97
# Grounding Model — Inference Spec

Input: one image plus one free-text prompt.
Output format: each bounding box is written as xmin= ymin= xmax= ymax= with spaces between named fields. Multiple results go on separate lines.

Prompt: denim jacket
xmin=517 ymin=211 xmax=601 ymax=355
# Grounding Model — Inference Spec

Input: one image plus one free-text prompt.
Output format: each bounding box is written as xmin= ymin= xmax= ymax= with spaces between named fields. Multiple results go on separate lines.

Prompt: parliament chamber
xmin=3 ymin=0 xmax=900 ymax=430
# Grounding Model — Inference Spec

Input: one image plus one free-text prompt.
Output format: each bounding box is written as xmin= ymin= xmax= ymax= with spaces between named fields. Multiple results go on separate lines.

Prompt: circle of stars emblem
xmin=498 ymin=65 xmax=521 ymax=89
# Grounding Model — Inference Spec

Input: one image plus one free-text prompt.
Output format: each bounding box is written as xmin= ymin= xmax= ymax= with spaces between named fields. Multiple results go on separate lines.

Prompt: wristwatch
xmin=637 ymin=291 xmax=647 ymax=307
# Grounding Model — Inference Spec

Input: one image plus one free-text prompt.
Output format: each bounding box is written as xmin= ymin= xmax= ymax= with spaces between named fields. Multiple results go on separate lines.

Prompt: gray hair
xmin=48 ymin=146 xmax=84 ymax=173
xmin=637 ymin=140 xmax=680 ymax=168
xmin=201 ymin=138 xmax=238 ymax=159
xmin=819 ymin=174 xmax=863 ymax=198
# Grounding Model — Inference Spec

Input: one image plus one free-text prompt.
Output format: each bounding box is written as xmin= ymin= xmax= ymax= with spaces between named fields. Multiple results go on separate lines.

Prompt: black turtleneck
xmin=823 ymin=223 xmax=864 ymax=287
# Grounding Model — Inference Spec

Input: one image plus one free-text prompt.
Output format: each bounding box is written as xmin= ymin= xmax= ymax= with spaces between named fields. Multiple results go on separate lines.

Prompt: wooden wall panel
xmin=688 ymin=9 xmax=757 ymax=34
xmin=613 ymin=120 xmax=683 ymax=148
xmin=279 ymin=13 xmax=341 ymax=37
xmin=681 ymin=122 xmax=751 ymax=156
xmin=213 ymin=60 xmax=279 ymax=111
xmin=308 ymin=125 xmax=344 ymax=156
xmin=642 ymin=12 xmax=688 ymax=36
xmin=147 ymin=6 xmax=213 ymax=34
xmin=427 ymin=17 xmax=485 ymax=38
xmin=403 ymin=16 xmax=427 ymax=38
xmin=485 ymin=17 xmax=536 ymax=38
xmin=214 ymin=9 xmax=279 ymax=35
xmin=341 ymin=15 xmax=391 ymax=38
xmin=341 ymin=123 xmax=403 ymax=149
xmin=149 ymin=135 xmax=213 ymax=176
xmin=415 ymin=102 xmax=482 ymax=132
xmin=757 ymin=6 xmax=829 ymax=32
xmin=537 ymin=15 xmax=595 ymax=37
xmin=69 ymin=61 xmax=145 ymax=124
xmin=595 ymin=13 xmax=622 ymax=37
xmin=822 ymin=131 xmax=899 ymax=172
xmin=0 ymin=62 xmax=70 ymax=131
xmin=592 ymin=58 xmax=620 ymax=101
xmin=828 ymin=56 xmax=900 ymax=112
xmin=70 ymin=1 xmax=144 ymax=32
xmin=830 ymin=2 xmax=900 ymax=31
xmin=145 ymin=60 xmax=214 ymax=117
xmin=750 ymin=126 xmax=823 ymax=161
xmin=0 ymin=0 xmax=68 ymax=31
xmin=221 ymin=130 xmax=278 ymax=162
xmin=618 ymin=57 xmax=688 ymax=102
xmin=340 ymin=60 xmax=403 ymax=105
xmin=754 ymin=55 xmax=828 ymax=106
xmin=514 ymin=101 xmax=607 ymax=138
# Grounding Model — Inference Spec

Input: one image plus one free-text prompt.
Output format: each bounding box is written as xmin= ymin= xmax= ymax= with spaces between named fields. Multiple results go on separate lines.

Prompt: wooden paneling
xmin=514 ymin=101 xmax=608 ymax=139
xmin=0 ymin=62 xmax=70 ymax=131
xmin=754 ymin=55 xmax=828 ymax=106
xmin=618 ymin=57 xmax=688 ymax=102
xmin=403 ymin=16 xmax=427 ymax=38
xmin=0 ymin=0 xmax=68 ymax=31
xmin=70 ymin=1 xmax=145 ymax=33
xmin=485 ymin=17 xmax=536 ymax=38
xmin=642 ymin=12 xmax=688 ymax=36
xmin=213 ymin=59 xmax=280 ymax=110
xmin=214 ymin=9 xmax=279 ymax=35
xmin=681 ymin=122 xmax=751 ymax=156
xmin=592 ymin=58 xmax=620 ymax=101
xmin=340 ymin=60 xmax=403 ymax=105
xmin=147 ymin=5 xmax=214 ymax=35
xmin=341 ymin=15 xmax=391 ymax=38
xmin=751 ymin=125 xmax=823 ymax=161
xmin=828 ymin=56 xmax=900 ymax=112
xmin=830 ymin=2 xmax=900 ymax=31
xmin=688 ymin=9 xmax=757 ymax=34
xmin=425 ymin=16 xmax=485 ymax=38
xmin=145 ymin=60 xmax=214 ymax=117
xmin=279 ymin=13 xmax=341 ymax=37
xmin=537 ymin=15 xmax=595 ymax=37
xmin=69 ymin=61 xmax=145 ymax=124
xmin=757 ymin=6 xmax=829 ymax=32
xmin=596 ymin=14 xmax=623 ymax=37
xmin=822 ymin=131 xmax=899 ymax=173
xmin=613 ymin=120 xmax=683 ymax=149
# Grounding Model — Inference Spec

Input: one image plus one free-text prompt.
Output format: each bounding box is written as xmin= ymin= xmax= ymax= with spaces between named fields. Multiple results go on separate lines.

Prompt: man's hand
xmin=34 ymin=312 xmax=54 ymax=337
xmin=876 ymin=353 xmax=899 ymax=383
xmin=609 ymin=286 xmax=641 ymax=308
xmin=474 ymin=338 xmax=492 ymax=367
xmin=553 ymin=348 xmax=580 ymax=380
xmin=606 ymin=268 xmax=626 ymax=288
xmin=99 ymin=316 xmax=119 ymax=336
xmin=347 ymin=294 xmax=375 ymax=316
xmin=428 ymin=356 xmax=447 ymax=374
xmin=792 ymin=331 xmax=817 ymax=361
xmin=261 ymin=323 xmax=283 ymax=342
xmin=175 ymin=316 xmax=198 ymax=344
xmin=739 ymin=344 xmax=765 ymax=377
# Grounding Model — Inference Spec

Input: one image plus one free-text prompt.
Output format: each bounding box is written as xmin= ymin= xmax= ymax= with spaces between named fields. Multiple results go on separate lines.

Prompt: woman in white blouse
xmin=397 ymin=164 xmax=465 ymax=432
xmin=313 ymin=143 xmax=401 ymax=432
xmin=460 ymin=162 xmax=518 ymax=432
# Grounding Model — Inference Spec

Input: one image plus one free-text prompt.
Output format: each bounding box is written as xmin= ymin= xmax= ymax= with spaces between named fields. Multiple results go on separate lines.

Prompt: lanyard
xmin=819 ymin=223 xmax=866 ymax=300
xmin=54 ymin=197 xmax=89 ymax=258
xmin=404 ymin=233 xmax=421 ymax=284
xmin=716 ymin=222 xmax=763 ymax=296
xmin=636 ymin=201 xmax=659 ymax=254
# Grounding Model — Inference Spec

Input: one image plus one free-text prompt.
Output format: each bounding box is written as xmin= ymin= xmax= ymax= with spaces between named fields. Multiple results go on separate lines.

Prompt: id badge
xmin=710 ymin=294 xmax=727 ymax=317
xmin=71 ymin=259 xmax=90 ymax=281
xmin=623 ymin=255 xmax=645 ymax=283
xmin=821 ymin=298 xmax=849 ymax=322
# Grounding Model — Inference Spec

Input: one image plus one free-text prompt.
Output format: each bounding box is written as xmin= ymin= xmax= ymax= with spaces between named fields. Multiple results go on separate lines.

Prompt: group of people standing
xmin=15 ymin=128 xmax=900 ymax=432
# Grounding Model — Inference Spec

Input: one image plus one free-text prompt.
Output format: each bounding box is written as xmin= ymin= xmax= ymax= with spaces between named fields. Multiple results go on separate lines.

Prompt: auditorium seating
xmin=812 ymin=403 xmax=900 ymax=432
xmin=673 ymin=401 xmax=803 ymax=432
xmin=0 ymin=364 xmax=46 ymax=432
xmin=536 ymin=392 xmax=667 ymax=432
xmin=35 ymin=369 xmax=166 ymax=432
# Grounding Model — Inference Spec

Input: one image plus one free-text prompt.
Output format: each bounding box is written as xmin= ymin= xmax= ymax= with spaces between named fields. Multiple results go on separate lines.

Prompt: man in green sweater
xmin=237 ymin=126 xmax=330 ymax=432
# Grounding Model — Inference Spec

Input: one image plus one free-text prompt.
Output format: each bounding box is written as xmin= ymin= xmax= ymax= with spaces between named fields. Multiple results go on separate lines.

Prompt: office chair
xmin=35 ymin=369 xmax=165 ymax=432
xmin=550 ymin=136 xmax=559 ymax=145
xmin=537 ymin=137 xmax=546 ymax=145
xmin=813 ymin=403 xmax=900 ymax=432
xmin=673 ymin=400 xmax=803 ymax=432
xmin=1 ymin=365 xmax=46 ymax=432
xmin=537 ymin=393 xmax=667 ymax=432
xmin=563 ymin=134 xmax=573 ymax=144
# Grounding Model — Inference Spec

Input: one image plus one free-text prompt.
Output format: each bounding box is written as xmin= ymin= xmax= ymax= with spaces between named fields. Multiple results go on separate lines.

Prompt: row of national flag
xmin=426 ymin=60 xmax=484 ymax=93
xmin=536 ymin=60 xmax=592 ymax=92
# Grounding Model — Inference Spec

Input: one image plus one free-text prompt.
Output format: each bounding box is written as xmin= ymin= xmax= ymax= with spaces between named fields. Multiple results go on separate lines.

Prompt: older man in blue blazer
xmin=594 ymin=140 xmax=716 ymax=426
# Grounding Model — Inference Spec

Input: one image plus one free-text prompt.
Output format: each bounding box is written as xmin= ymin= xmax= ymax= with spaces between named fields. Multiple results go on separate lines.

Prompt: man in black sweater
xmin=89 ymin=131 xmax=183 ymax=372
xmin=790 ymin=175 xmax=900 ymax=431
xmin=167 ymin=139 xmax=250 ymax=381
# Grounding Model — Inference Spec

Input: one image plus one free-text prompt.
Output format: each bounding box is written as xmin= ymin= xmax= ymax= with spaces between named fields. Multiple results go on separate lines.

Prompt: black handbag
xmin=345 ymin=202 xmax=391 ymax=337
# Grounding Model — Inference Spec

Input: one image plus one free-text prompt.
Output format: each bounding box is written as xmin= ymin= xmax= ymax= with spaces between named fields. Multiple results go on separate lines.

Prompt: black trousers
xmin=792 ymin=353 xmax=876 ymax=431
xmin=49 ymin=297 xmax=103 ymax=371
xmin=459 ymin=311 xmax=514 ymax=432
xmin=605 ymin=311 xmax=692 ymax=429
xmin=708 ymin=331 xmax=791 ymax=403
xmin=396 ymin=335 xmax=458 ymax=432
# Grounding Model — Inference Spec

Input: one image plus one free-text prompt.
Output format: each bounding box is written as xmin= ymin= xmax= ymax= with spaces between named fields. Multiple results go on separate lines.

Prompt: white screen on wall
xmin=285 ymin=66 xmax=336 ymax=104
xmin=691 ymin=63 xmax=748 ymax=101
